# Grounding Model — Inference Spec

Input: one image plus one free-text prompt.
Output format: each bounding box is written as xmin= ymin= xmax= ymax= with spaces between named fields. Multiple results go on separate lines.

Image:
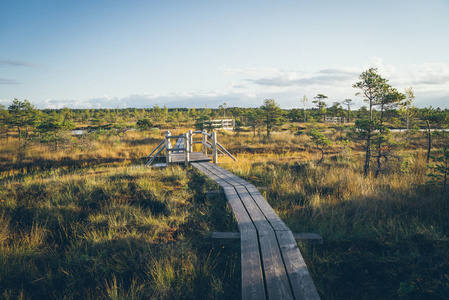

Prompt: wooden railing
xmin=324 ymin=116 xmax=346 ymax=124
xmin=203 ymin=119 xmax=235 ymax=130
xmin=146 ymin=130 xmax=237 ymax=166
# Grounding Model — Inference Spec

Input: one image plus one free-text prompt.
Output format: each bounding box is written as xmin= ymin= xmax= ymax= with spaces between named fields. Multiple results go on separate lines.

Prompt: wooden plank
xmin=200 ymin=163 xmax=244 ymax=187
xmin=194 ymin=163 xmax=254 ymax=230
xmin=209 ymin=172 xmax=233 ymax=188
xmin=174 ymin=138 xmax=184 ymax=148
xmin=197 ymin=160 xmax=220 ymax=173
xmin=171 ymin=152 xmax=211 ymax=163
xmin=192 ymin=163 xmax=223 ymax=185
xmin=198 ymin=163 xmax=287 ymax=231
xmin=193 ymin=164 xmax=252 ymax=229
xmin=192 ymin=162 xmax=210 ymax=175
xmin=172 ymin=138 xmax=185 ymax=153
xmin=258 ymin=229 xmax=294 ymax=300
xmin=202 ymin=164 xmax=247 ymax=189
xmin=222 ymin=187 xmax=255 ymax=231
xmin=194 ymin=164 xmax=231 ymax=188
xmin=207 ymin=164 xmax=244 ymax=180
xmin=234 ymin=186 xmax=272 ymax=231
xmin=215 ymin=168 xmax=248 ymax=186
xmin=245 ymin=185 xmax=290 ymax=232
xmin=210 ymin=232 xmax=323 ymax=244
xmin=204 ymin=164 xmax=246 ymax=187
xmin=165 ymin=134 xmax=185 ymax=139
xmin=276 ymin=230 xmax=320 ymax=300
xmin=218 ymin=171 xmax=246 ymax=186
xmin=217 ymin=172 xmax=245 ymax=187
xmin=169 ymin=147 xmax=187 ymax=152
xmin=241 ymin=229 xmax=266 ymax=300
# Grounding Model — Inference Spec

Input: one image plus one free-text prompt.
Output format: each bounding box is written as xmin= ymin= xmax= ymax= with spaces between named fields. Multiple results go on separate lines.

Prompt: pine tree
xmin=353 ymin=68 xmax=404 ymax=176
xmin=260 ymin=99 xmax=284 ymax=138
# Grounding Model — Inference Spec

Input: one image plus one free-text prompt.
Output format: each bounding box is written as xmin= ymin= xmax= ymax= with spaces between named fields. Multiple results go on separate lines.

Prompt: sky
xmin=1 ymin=0 xmax=449 ymax=110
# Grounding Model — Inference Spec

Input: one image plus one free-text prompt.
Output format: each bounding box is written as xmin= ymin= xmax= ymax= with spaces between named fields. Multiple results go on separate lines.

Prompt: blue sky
xmin=1 ymin=0 xmax=448 ymax=109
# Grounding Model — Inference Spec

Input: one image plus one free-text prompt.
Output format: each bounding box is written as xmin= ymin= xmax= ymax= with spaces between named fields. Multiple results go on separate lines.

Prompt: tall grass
xmin=0 ymin=164 xmax=240 ymax=299
xmin=0 ymin=130 xmax=166 ymax=183
xmin=222 ymin=145 xmax=449 ymax=299
xmin=1 ymin=125 xmax=448 ymax=299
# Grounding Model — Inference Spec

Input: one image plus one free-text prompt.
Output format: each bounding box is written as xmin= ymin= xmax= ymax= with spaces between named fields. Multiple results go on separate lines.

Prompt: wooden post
xmin=212 ymin=131 xmax=218 ymax=164
xmin=165 ymin=131 xmax=171 ymax=165
xmin=188 ymin=130 xmax=193 ymax=153
xmin=185 ymin=132 xmax=190 ymax=166
xmin=202 ymin=130 xmax=207 ymax=155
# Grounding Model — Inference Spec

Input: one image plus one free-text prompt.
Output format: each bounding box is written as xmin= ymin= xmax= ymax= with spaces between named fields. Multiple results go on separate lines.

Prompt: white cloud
xmin=358 ymin=59 xmax=449 ymax=91
xmin=379 ymin=63 xmax=449 ymax=107
xmin=319 ymin=68 xmax=360 ymax=76
xmin=243 ymin=69 xmax=358 ymax=91
xmin=0 ymin=78 xmax=20 ymax=85
xmin=405 ymin=63 xmax=449 ymax=85
xmin=28 ymin=91 xmax=249 ymax=110
xmin=221 ymin=67 xmax=283 ymax=76
xmin=0 ymin=59 xmax=38 ymax=67
xmin=6 ymin=59 xmax=449 ymax=109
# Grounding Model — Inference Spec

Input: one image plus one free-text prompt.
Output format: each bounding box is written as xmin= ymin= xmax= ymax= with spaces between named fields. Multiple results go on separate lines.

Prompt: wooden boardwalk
xmin=192 ymin=162 xmax=320 ymax=300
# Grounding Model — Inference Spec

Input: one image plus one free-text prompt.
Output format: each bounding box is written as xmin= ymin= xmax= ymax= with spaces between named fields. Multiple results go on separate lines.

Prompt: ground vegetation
xmin=0 ymin=95 xmax=448 ymax=299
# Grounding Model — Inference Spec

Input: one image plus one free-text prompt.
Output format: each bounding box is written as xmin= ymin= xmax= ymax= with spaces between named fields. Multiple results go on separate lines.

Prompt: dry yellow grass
xmin=1 ymin=122 xmax=448 ymax=299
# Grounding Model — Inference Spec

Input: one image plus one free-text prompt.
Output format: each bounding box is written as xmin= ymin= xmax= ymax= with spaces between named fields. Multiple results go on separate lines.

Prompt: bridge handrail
xmin=145 ymin=130 xmax=236 ymax=166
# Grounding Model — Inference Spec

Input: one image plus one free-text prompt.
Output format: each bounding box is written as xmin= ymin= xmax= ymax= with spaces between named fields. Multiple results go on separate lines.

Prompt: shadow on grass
xmin=279 ymin=188 xmax=449 ymax=299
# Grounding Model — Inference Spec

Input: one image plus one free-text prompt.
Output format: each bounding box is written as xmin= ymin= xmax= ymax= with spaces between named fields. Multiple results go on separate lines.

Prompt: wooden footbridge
xmin=146 ymin=130 xmax=237 ymax=166
xmin=146 ymin=131 xmax=320 ymax=300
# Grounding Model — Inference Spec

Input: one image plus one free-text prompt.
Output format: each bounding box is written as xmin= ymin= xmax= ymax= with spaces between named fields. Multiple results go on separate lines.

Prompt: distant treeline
xmin=1 ymin=98 xmax=448 ymax=134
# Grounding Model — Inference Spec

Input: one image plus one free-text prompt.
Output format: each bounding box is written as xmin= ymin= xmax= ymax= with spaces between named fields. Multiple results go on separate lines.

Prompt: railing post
xmin=202 ymin=129 xmax=207 ymax=155
xmin=165 ymin=131 xmax=171 ymax=165
xmin=212 ymin=131 xmax=218 ymax=164
xmin=188 ymin=130 xmax=193 ymax=153
xmin=185 ymin=132 xmax=190 ymax=166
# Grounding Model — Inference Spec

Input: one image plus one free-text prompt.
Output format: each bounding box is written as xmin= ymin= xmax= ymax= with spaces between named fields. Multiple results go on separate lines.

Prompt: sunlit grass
xmin=219 ymin=142 xmax=449 ymax=298
xmin=0 ymin=124 xmax=448 ymax=298
xmin=0 ymin=161 xmax=239 ymax=299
